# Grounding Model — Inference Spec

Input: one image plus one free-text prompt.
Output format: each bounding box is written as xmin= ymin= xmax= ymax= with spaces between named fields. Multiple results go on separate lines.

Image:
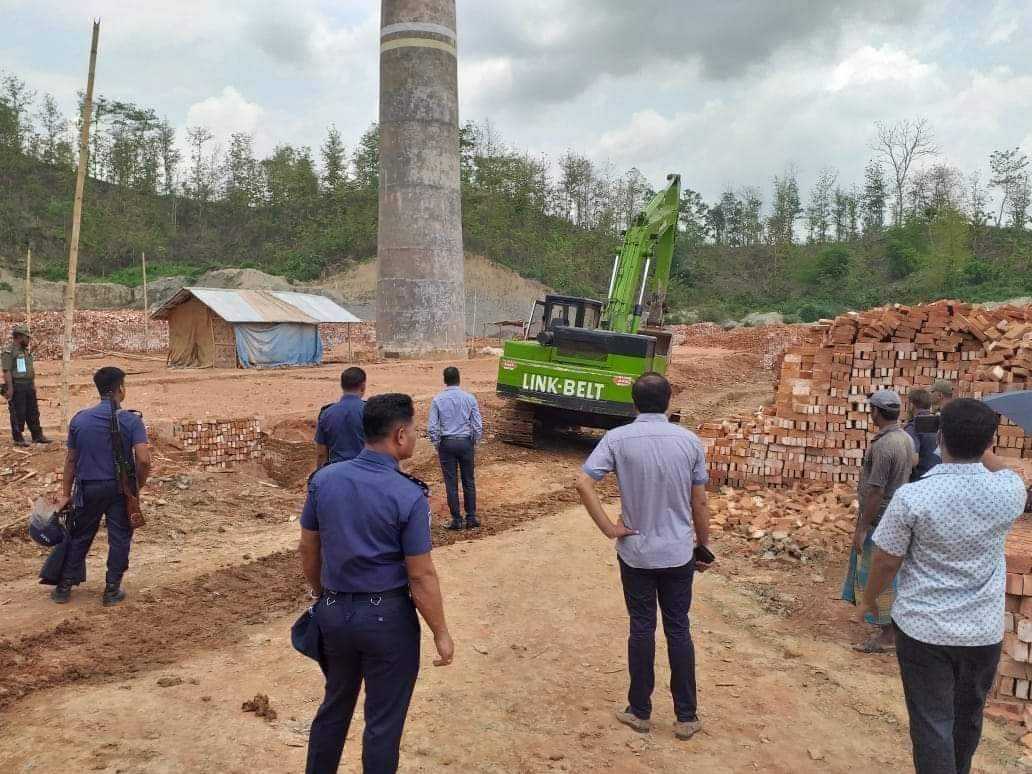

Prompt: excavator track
xmin=495 ymin=400 xmax=537 ymax=447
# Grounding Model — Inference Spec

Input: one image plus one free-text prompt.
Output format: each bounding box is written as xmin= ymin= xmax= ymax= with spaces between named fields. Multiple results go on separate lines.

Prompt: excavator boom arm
xmin=601 ymin=173 xmax=681 ymax=334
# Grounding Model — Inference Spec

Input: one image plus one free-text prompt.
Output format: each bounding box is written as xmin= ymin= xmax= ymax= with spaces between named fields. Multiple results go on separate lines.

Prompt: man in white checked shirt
xmin=859 ymin=398 xmax=1026 ymax=774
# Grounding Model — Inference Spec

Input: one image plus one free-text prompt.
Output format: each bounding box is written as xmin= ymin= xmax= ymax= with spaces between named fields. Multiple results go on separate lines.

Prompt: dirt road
xmin=1 ymin=504 xmax=1025 ymax=773
xmin=0 ymin=343 xmax=1027 ymax=772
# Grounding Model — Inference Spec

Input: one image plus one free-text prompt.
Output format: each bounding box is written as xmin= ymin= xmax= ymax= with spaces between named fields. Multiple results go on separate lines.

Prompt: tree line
xmin=1 ymin=67 xmax=1030 ymax=321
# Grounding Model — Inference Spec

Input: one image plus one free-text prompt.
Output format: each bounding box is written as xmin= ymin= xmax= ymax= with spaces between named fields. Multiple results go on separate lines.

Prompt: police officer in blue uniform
xmin=300 ymin=392 xmax=454 ymax=774
xmin=315 ymin=367 xmax=367 ymax=468
xmin=52 ymin=366 xmax=151 ymax=605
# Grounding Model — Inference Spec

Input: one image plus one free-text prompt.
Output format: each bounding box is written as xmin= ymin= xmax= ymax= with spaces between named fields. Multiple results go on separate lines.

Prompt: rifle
xmin=108 ymin=393 xmax=144 ymax=529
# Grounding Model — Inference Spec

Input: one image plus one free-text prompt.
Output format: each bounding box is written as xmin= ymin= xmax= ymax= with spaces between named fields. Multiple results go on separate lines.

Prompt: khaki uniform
xmin=3 ymin=342 xmax=43 ymax=443
xmin=2 ymin=344 xmax=35 ymax=382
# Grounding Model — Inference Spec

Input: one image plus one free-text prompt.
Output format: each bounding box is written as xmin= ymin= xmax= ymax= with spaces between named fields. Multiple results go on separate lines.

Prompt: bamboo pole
xmin=60 ymin=20 xmax=100 ymax=432
xmin=24 ymin=247 xmax=31 ymax=330
xmin=141 ymin=250 xmax=149 ymax=350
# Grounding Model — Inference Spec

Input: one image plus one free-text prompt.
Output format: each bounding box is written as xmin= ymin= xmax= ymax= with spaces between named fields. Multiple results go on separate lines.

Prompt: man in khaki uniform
xmin=3 ymin=325 xmax=49 ymax=447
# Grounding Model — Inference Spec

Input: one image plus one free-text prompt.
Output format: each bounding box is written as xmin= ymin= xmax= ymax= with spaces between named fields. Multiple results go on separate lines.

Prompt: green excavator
xmin=495 ymin=173 xmax=681 ymax=445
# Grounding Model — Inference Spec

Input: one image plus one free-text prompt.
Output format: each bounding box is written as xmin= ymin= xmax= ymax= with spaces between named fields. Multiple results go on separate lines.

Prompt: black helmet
xmin=28 ymin=514 xmax=65 ymax=547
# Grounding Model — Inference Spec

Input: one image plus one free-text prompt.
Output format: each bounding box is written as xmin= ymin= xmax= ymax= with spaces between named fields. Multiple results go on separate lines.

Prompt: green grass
xmin=97 ymin=261 xmax=206 ymax=287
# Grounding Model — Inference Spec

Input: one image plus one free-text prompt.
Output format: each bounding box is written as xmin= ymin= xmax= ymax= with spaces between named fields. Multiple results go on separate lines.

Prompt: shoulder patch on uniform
xmin=318 ymin=402 xmax=334 ymax=417
xmin=397 ymin=470 xmax=430 ymax=497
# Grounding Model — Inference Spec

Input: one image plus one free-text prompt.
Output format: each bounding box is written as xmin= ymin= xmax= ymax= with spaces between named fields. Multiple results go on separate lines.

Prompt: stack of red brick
xmin=172 ymin=418 xmax=262 ymax=471
xmin=320 ymin=322 xmax=376 ymax=355
xmin=0 ymin=311 xmax=169 ymax=358
xmin=991 ymin=519 xmax=1032 ymax=733
xmin=700 ymin=301 xmax=1032 ymax=488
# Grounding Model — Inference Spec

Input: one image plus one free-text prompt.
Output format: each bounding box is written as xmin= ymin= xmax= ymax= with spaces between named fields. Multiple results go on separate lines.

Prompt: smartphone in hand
xmin=694 ymin=545 xmax=716 ymax=564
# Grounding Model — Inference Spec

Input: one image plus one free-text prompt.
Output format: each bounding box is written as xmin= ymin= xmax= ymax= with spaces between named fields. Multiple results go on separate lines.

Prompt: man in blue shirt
xmin=52 ymin=367 xmax=151 ymax=605
xmin=428 ymin=366 xmax=483 ymax=530
xmin=300 ymin=393 xmax=454 ymax=774
xmin=315 ymin=367 xmax=366 ymax=468
xmin=576 ymin=372 xmax=712 ymax=741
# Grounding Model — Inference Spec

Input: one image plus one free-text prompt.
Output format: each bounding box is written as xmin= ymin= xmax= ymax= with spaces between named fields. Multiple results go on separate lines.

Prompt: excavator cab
xmin=527 ymin=295 xmax=603 ymax=342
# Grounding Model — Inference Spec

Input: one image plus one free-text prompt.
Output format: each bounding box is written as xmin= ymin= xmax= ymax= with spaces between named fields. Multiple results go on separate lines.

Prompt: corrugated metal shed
xmin=151 ymin=287 xmax=361 ymax=324
xmin=271 ymin=291 xmax=362 ymax=323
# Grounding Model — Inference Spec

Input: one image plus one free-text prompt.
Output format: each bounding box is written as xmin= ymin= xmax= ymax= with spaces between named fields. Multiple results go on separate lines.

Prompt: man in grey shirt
xmin=575 ymin=372 xmax=711 ymax=742
xmin=843 ymin=388 xmax=914 ymax=653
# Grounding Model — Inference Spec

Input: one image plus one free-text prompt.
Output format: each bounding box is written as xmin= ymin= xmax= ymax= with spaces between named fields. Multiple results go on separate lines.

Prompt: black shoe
xmin=14 ymin=439 xmax=30 ymax=448
xmin=102 ymin=584 xmax=126 ymax=607
xmin=33 ymin=436 xmax=52 ymax=445
xmin=444 ymin=519 xmax=464 ymax=531
xmin=51 ymin=582 xmax=72 ymax=604
xmin=465 ymin=517 xmax=481 ymax=529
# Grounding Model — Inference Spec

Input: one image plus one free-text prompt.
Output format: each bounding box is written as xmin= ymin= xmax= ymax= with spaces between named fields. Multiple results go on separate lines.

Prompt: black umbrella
xmin=983 ymin=390 xmax=1032 ymax=434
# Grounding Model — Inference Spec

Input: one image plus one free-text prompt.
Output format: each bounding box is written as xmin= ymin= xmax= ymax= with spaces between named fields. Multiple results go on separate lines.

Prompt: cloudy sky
xmin=2 ymin=0 xmax=1031 ymax=204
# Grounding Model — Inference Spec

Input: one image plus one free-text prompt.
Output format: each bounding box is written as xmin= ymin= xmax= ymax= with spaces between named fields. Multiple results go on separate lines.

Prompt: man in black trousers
xmin=860 ymin=398 xmax=1026 ymax=774
xmin=428 ymin=367 xmax=483 ymax=530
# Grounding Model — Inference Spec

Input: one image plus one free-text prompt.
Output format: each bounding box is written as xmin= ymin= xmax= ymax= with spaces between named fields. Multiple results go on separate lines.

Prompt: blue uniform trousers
xmin=60 ymin=479 xmax=132 ymax=587
xmin=306 ymin=591 xmax=421 ymax=774
xmin=619 ymin=557 xmax=698 ymax=723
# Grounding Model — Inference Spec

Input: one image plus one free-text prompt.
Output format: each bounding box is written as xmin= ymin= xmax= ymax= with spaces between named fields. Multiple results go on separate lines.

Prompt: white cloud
xmin=183 ymin=86 xmax=265 ymax=151
xmin=594 ymin=110 xmax=678 ymax=163
xmin=984 ymin=0 xmax=1022 ymax=43
xmin=828 ymin=46 xmax=934 ymax=92
xmin=459 ymin=58 xmax=515 ymax=109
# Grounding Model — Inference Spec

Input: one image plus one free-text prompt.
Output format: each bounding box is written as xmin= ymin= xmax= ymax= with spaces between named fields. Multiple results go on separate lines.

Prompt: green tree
xmin=225 ymin=132 xmax=260 ymax=208
xmin=185 ymin=125 xmax=215 ymax=202
xmin=32 ymin=93 xmax=73 ymax=168
xmin=320 ymin=124 xmax=347 ymax=193
xmin=0 ymin=72 xmax=35 ymax=152
xmin=861 ymin=160 xmax=887 ymax=236
xmin=989 ymin=147 xmax=1029 ymax=227
xmin=678 ymin=189 xmax=709 ymax=248
xmin=767 ymin=170 xmax=801 ymax=246
xmin=806 ymin=167 xmax=837 ymax=243
xmin=352 ymin=123 xmax=379 ymax=190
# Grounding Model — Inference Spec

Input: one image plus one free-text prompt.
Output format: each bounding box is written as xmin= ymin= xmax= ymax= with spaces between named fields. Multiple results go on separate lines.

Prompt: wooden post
xmin=60 ymin=20 xmax=100 ymax=432
xmin=141 ymin=250 xmax=149 ymax=350
xmin=25 ymin=247 xmax=31 ymax=330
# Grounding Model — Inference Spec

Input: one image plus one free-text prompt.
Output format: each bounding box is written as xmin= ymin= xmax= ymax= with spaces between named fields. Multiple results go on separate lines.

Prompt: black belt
xmin=323 ymin=587 xmax=410 ymax=605
xmin=441 ymin=435 xmax=471 ymax=440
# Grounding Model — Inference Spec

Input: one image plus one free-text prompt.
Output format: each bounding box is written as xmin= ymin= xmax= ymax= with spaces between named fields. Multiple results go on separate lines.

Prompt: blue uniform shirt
xmin=315 ymin=394 xmax=366 ymax=464
xmin=428 ymin=386 xmax=484 ymax=446
xmin=67 ymin=399 xmax=148 ymax=481
xmin=300 ymin=449 xmax=432 ymax=593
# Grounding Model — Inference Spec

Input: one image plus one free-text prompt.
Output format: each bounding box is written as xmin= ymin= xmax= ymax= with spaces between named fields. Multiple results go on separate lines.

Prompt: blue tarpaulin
xmin=234 ymin=323 xmax=324 ymax=368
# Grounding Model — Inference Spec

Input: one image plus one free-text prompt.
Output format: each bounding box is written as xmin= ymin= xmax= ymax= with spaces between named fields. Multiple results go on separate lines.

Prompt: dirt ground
xmin=0 ymin=342 xmax=1029 ymax=772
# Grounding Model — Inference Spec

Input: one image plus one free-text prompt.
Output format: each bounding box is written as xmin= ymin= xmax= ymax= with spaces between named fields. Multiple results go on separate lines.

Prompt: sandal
xmin=852 ymin=639 xmax=896 ymax=654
